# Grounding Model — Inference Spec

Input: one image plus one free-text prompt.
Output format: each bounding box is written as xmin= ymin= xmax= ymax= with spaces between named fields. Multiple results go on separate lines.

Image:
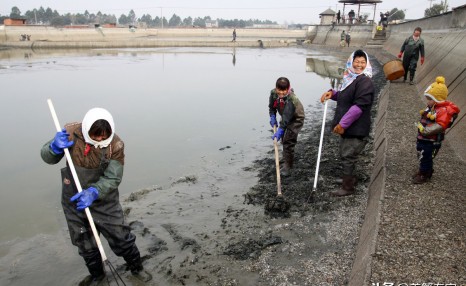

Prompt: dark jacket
xmin=269 ymin=89 xmax=305 ymax=134
xmin=401 ymin=36 xmax=425 ymax=61
xmin=333 ymin=75 xmax=374 ymax=137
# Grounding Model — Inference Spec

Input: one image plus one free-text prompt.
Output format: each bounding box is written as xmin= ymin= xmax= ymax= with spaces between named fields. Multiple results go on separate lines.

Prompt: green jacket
xmin=41 ymin=122 xmax=124 ymax=199
xmin=401 ymin=36 xmax=425 ymax=60
xmin=269 ymin=89 xmax=305 ymax=134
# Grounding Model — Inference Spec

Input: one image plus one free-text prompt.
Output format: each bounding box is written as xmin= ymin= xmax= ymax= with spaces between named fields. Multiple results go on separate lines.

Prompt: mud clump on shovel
xmin=265 ymin=196 xmax=290 ymax=218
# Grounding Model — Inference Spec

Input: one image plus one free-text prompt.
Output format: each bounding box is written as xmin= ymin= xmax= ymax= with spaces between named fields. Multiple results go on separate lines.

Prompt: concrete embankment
xmin=305 ymin=6 xmax=465 ymax=285
xmin=383 ymin=18 xmax=466 ymax=161
xmin=347 ymin=7 xmax=466 ymax=286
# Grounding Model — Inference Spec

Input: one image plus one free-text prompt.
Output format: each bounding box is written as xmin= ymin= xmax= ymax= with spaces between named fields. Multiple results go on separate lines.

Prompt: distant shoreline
xmin=0 ymin=26 xmax=310 ymax=49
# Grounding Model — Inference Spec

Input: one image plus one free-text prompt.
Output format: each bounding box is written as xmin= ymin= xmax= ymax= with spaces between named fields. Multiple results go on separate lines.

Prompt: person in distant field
xmin=412 ymin=76 xmax=460 ymax=184
xmin=348 ymin=10 xmax=355 ymax=24
xmin=340 ymin=30 xmax=346 ymax=47
xmin=381 ymin=12 xmax=389 ymax=29
xmin=398 ymin=27 xmax=425 ymax=85
xmin=269 ymin=77 xmax=305 ymax=176
xmin=232 ymin=29 xmax=236 ymax=42
xmin=41 ymin=108 xmax=151 ymax=284
xmin=345 ymin=32 xmax=351 ymax=47
xmin=320 ymin=50 xmax=375 ymax=196
xmin=336 ymin=10 xmax=341 ymax=24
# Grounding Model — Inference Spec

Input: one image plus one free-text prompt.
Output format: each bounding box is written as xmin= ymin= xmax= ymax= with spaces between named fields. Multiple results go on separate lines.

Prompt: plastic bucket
xmin=383 ymin=60 xmax=405 ymax=80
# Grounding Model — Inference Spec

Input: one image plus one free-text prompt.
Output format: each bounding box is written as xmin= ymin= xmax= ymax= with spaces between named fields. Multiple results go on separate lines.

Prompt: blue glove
xmin=50 ymin=128 xmax=74 ymax=154
xmin=272 ymin=127 xmax=285 ymax=141
xmin=270 ymin=115 xmax=277 ymax=127
xmin=70 ymin=187 xmax=99 ymax=211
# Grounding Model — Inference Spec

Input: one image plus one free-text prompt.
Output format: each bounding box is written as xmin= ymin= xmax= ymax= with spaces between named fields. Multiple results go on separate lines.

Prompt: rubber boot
xmin=412 ymin=170 xmax=433 ymax=184
xmin=78 ymin=275 xmax=105 ymax=286
xmin=126 ymin=256 xmax=152 ymax=282
xmin=331 ymin=175 xmax=356 ymax=197
xmin=280 ymin=153 xmax=293 ymax=177
xmin=409 ymin=71 xmax=415 ymax=85
xmin=412 ymin=169 xmax=433 ymax=179
xmin=280 ymin=163 xmax=292 ymax=177
xmin=79 ymin=259 xmax=105 ymax=286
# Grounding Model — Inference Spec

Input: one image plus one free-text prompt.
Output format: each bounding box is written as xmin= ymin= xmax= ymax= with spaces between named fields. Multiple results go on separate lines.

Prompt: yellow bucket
xmin=383 ymin=59 xmax=405 ymax=80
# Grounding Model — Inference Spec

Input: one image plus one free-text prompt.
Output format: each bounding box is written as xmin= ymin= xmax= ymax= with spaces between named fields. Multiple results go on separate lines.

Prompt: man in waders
xmin=41 ymin=108 xmax=150 ymax=285
xmin=398 ymin=27 xmax=425 ymax=85
xmin=269 ymin=77 xmax=305 ymax=176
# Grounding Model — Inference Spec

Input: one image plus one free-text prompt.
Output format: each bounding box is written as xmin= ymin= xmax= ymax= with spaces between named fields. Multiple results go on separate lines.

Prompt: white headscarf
xmin=82 ymin=108 xmax=115 ymax=148
xmin=339 ymin=50 xmax=372 ymax=92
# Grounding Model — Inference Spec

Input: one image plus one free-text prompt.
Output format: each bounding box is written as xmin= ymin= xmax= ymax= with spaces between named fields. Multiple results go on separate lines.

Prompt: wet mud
xmin=107 ymin=56 xmax=386 ymax=285
xmin=0 ymin=55 xmax=387 ymax=286
xmin=118 ymin=111 xmax=371 ymax=285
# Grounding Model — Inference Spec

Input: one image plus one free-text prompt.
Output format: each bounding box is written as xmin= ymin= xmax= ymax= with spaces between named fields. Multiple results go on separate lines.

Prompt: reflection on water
xmin=0 ymin=46 xmax=343 ymax=244
xmin=232 ymin=47 xmax=236 ymax=66
xmin=306 ymin=57 xmax=346 ymax=89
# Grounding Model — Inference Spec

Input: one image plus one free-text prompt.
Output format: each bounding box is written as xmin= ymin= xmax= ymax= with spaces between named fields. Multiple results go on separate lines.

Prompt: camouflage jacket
xmin=268 ymin=89 xmax=305 ymax=133
xmin=41 ymin=122 xmax=125 ymax=198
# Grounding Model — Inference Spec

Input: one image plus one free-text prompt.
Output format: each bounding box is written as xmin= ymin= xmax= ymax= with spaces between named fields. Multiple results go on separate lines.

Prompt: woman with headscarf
xmin=320 ymin=49 xmax=375 ymax=196
xmin=41 ymin=108 xmax=150 ymax=284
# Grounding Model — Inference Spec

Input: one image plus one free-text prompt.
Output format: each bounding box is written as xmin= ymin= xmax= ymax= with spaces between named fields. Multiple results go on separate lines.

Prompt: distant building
xmin=205 ymin=20 xmax=218 ymax=28
xmin=3 ymin=18 xmax=27 ymax=26
xmin=319 ymin=8 xmax=336 ymax=25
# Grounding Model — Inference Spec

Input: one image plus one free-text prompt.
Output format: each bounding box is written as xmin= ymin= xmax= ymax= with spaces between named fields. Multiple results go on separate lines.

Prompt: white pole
xmin=312 ymin=100 xmax=328 ymax=192
xmin=47 ymin=99 xmax=108 ymax=262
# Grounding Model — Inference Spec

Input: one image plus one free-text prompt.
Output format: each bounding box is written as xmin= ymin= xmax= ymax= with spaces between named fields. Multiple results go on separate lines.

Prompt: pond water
xmin=0 ymin=47 xmax=344 ymax=250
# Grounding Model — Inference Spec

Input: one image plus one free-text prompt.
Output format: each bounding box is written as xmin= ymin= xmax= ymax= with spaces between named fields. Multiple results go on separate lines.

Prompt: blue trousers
xmin=416 ymin=140 xmax=441 ymax=172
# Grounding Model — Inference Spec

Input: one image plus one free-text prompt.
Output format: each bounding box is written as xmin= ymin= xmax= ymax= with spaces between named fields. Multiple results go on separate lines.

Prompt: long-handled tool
xmin=47 ymin=99 xmax=126 ymax=285
xmin=273 ymin=125 xmax=282 ymax=197
xmin=265 ymin=125 xmax=290 ymax=215
xmin=308 ymin=100 xmax=328 ymax=203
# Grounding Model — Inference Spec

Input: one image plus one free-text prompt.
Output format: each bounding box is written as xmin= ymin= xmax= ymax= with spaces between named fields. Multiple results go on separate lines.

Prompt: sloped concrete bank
xmin=352 ymin=59 xmax=466 ymax=286
xmin=347 ymin=7 xmax=466 ymax=286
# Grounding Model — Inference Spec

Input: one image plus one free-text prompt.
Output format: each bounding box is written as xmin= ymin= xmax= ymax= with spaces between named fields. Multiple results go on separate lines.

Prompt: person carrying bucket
xmin=398 ymin=27 xmax=425 ymax=85
xmin=269 ymin=77 xmax=305 ymax=176
xmin=41 ymin=108 xmax=150 ymax=284
xmin=320 ymin=49 xmax=375 ymax=196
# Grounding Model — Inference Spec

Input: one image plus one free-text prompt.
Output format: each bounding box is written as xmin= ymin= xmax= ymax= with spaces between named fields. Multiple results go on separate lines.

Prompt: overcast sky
xmin=2 ymin=0 xmax=465 ymax=24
